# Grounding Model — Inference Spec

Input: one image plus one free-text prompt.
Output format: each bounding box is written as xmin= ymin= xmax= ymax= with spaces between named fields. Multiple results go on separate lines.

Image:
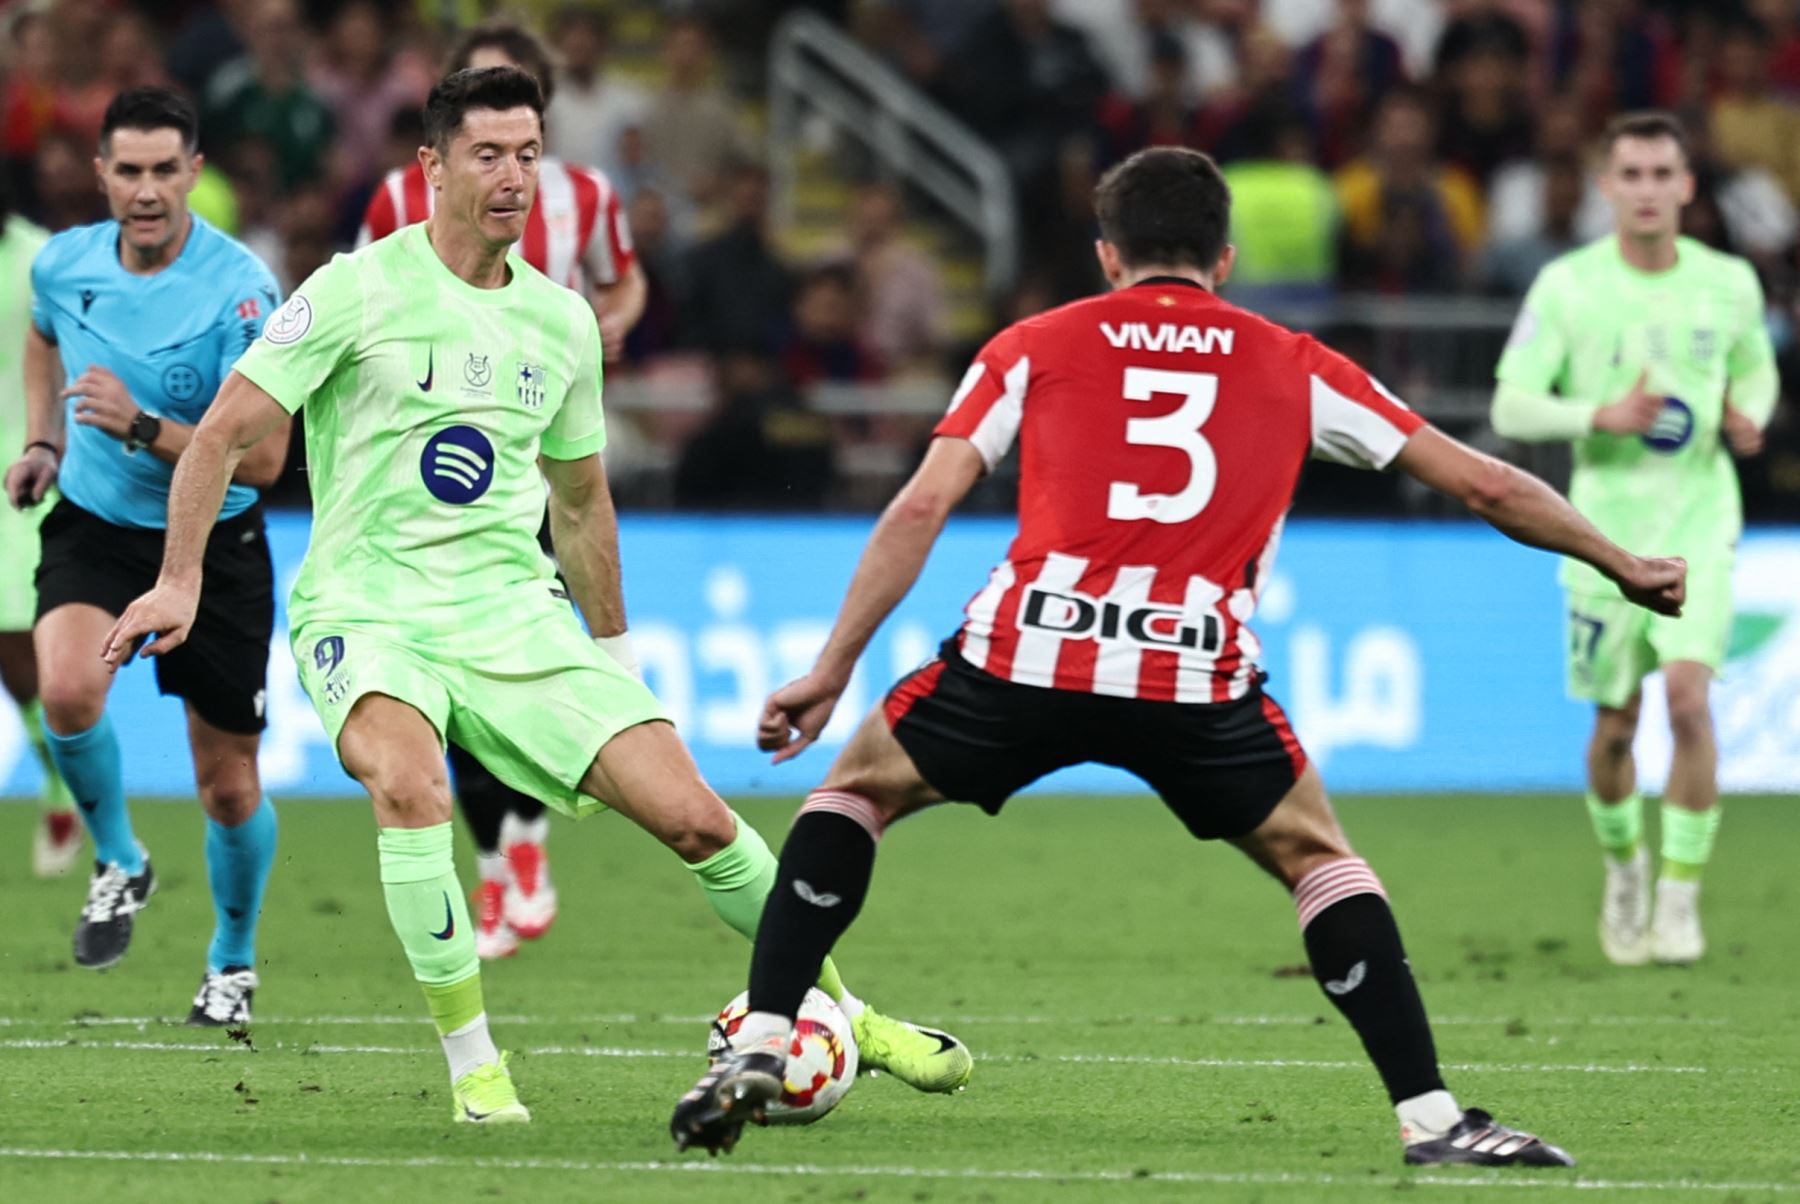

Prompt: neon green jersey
xmin=0 ymin=216 xmax=50 ymax=456
xmin=233 ymin=223 xmax=605 ymax=635
xmin=1494 ymin=235 xmax=1775 ymax=594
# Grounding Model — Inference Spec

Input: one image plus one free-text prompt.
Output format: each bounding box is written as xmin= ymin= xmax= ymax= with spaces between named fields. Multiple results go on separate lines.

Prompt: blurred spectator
xmin=55 ymin=8 xmax=167 ymax=146
xmin=783 ymin=264 xmax=885 ymax=388
xmin=1436 ymin=37 xmax=1535 ymax=186
xmin=1195 ymin=25 xmax=1296 ymax=164
xmin=1750 ymin=0 xmax=1800 ymax=94
xmin=1293 ymin=0 xmax=1406 ymax=169
xmin=638 ymin=16 xmax=755 ymax=212
xmin=1095 ymin=30 xmax=1198 ymax=169
xmin=1263 ymin=0 xmax=1443 ymax=77
xmin=2 ymin=11 xmax=60 ymax=198
xmin=1553 ymin=0 xmax=1680 ymax=129
xmin=306 ymin=1 xmax=433 ymax=192
xmin=1220 ymin=107 xmax=1339 ymax=304
xmin=622 ymin=187 xmax=683 ymax=365
xmin=30 ymin=132 xmax=103 ymax=232
xmin=1711 ymin=17 xmax=1800 ymax=207
xmin=1052 ymin=0 xmax=1239 ymax=104
xmin=1336 ymin=88 xmax=1483 ymax=290
xmin=674 ymin=352 xmax=833 ymax=509
xmin=1434 ymin=0 xmax=1532 ymax=76
xmin=548 ymin=5 xmax=647 ymax=186
xmin=204 ymin=0 xmax=335 ymax=191
xmin=937 ymin=0 xmax=1107 ymax=209
xmin=166 ymin=0 xmax=253 ymax=101
xmin=1485 ymin=98 xmax=1611 ymax=248
xmin=679 ymin=160 xmax=793 ymax=357
xmin=838 ymin=180 xmax=948 ymax=373
xmin=1477 ymin=152 xmax=1584 ymax=296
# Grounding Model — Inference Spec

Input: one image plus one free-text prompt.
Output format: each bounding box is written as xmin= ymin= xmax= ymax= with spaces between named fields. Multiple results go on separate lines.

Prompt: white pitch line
xmin=0 ymin=1146 xmax=1791 ymax=1195
xmin=0 ymin=1038 xmax=1709 ymax=1074
xmin=0 ymin=1012 xmax=1729 ymax=1029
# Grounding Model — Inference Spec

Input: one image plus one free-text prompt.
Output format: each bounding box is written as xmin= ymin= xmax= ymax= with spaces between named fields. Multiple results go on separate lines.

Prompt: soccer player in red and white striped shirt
xmin=355 ymin=21 xmax=648 ymax=962
xmin=673 ymin=147 xmax=1688 ymax=1164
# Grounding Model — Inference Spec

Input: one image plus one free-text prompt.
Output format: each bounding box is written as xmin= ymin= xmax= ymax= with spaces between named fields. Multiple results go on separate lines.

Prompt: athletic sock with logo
xmin=1293 ymin=858 xmax=1446 ymax=1109
xmin=686 ymin=806 xmax=851 ymax=1006
xmin=378 ymin=824 xmax=489 ymax=1078
xmin=44 ymin=712 xmax=141 ymax=873
xmin=205 ymin=795 xmax=277 ymax=972
xmin=745 ymin=791 xmax=882 ymax=1022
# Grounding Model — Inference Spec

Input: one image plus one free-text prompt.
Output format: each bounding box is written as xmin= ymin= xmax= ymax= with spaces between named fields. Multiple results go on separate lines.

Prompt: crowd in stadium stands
xmin=1 ymin=0 xmax=1796 ymax=515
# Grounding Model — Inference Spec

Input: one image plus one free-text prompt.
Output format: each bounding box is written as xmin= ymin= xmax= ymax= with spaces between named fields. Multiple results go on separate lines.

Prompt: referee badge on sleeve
xmin=517 ymin=363 xmax=547 ymax=410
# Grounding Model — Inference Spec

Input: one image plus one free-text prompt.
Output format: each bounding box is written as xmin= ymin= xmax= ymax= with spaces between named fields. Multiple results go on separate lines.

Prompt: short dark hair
xmin=100 ymin=86 xmax=199 ymax=157
xmin=1094 ymin=147 xmax=1231 ymax=272
xmin=1602 ymin=111 xmax=1689 ymax=163
xmin=446 ymin=19 xmax=557 ymax=107
xmin=423 ymin=67 xmax=545 ymax=153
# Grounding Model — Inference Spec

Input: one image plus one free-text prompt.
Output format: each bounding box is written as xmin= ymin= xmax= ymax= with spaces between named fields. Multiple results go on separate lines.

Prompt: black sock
xmin=1302 ymin=892 xmax=1445 ymax=1104
xmin=449 ymin=743 xmax=510 ymax=855
xmin=749 ymin=807 xmax=878 ymax=1021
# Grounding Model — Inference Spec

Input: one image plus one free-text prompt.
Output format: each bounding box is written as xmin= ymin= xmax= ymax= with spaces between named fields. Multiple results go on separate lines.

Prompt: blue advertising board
xmin=4 ymin=515 xmax=1797 ymax=798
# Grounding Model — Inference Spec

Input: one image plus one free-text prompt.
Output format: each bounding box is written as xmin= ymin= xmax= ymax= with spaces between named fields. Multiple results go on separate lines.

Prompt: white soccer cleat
xmin=32 ymin=809 xmax=83 ymax=878
xmin=1598 ymin=847 xmax=1652 ymax=966
xmin=473 ymin=880 xmax=518 ymax=960
xmin=502 ymin=837 xmax=557 ymax=940
xmin=1650 ymin=877 xmax=1704 ymax=964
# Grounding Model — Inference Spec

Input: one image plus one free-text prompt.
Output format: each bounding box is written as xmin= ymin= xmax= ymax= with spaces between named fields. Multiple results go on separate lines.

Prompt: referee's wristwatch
xmin=125 ymin=410 xmax=162 ymax=454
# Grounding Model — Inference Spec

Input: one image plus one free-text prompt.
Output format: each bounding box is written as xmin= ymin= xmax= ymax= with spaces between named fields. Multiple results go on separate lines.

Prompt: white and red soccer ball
xmin=707 ymin=987 xmax=859 ymax=1124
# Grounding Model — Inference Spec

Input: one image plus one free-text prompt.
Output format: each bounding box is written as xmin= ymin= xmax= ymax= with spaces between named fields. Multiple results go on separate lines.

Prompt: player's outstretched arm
xmin=758 ymin=436 xmax=984 ymax=763
xmin=541 ymin=450 xmax=629 ymax=641
xmin=1393 ymin=426 xmax=1686 ymax=616
xmin=102 ymin=372 xmax=291 ymax=665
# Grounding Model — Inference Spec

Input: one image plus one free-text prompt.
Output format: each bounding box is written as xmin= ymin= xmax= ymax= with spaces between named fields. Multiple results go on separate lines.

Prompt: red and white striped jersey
xmin=937 ymin=277 xmax=1426 ymax=704
xmin=356 ymin=157 xmax=635 ymax=290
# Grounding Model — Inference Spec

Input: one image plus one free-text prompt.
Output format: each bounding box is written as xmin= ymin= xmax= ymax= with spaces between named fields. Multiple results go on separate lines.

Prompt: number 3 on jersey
xmin=1106 ymin=367 xmax=1218 ymax=524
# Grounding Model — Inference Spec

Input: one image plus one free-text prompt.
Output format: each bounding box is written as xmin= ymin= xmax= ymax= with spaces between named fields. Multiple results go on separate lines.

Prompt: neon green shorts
xmin=1565 ymin=558 xmax=1732 ymax=708
xmin=0 ymin=493 xmax=48 ymax=632
xmin=292 ymin=590 xmax=666 ymax=817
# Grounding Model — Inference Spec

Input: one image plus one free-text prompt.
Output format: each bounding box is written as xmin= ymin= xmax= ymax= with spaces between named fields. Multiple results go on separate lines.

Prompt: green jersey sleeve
xmin=1495 ymin=263 xmax=1571 ymax=393
xmin=231 ymin=253 xmax=364 ymax=415
xmin=1724 ymin=260 xmax=1778 ymax=427
xmin=540 ymin=312 xmax=606 ymax=461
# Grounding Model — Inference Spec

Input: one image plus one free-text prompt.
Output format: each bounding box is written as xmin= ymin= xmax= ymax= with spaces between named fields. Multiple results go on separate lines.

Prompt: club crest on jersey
xmin=1643 ymin=397 xmax=1694 ymax=453
xmin=421 ymin=425 xmax=496 ymax=503
xmin=1020 ymin=585 xmax=1222 ymax=652
xmin=162 ymin=363 xmax=201 ymax=402
xmin=463 ymin=353 xmax=493 ymax=392
xmin=1690 ymin=328 xmax=1716 ymax=363
xmin=264 ymin=294 xmax=313 ymax=345
xmin=516 ymin=362 xmax=547 ymax=409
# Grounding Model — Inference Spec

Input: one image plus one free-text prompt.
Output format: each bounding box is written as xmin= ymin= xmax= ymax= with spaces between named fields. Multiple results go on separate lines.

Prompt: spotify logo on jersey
xmin=421 ymin=425 xmax=495 ymax=503
xmin=1643 ymin=397 xmax=1694 ymax=453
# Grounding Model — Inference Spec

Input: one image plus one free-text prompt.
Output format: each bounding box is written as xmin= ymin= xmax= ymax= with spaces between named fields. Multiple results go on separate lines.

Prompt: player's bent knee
xmin=38 ymin=682 xmax=105 ymax=735
xmin=198 ymin=778 xmax=262 ymax=826
xmin=358 ymin=765 xmax=452 ymax=826
xmin=663 ymin=806 xmax=738 ymax=864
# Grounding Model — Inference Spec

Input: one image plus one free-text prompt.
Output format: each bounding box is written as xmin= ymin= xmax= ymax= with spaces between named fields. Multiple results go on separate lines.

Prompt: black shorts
xmin=884 ymin=640 xmax=1307 ymax=841
xmin=35 ymin=498 xmax=274 ymax=735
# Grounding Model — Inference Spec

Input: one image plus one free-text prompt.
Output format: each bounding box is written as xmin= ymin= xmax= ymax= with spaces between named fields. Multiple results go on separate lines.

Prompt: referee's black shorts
xmin=35 ymin=498 xmax=275 ymax=735
xmin=884 ymin=638 xmax=1307 ymax=841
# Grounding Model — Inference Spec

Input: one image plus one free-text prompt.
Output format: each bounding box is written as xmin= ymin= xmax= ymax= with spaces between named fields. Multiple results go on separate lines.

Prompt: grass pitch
xmin=0 ymin=793 xmax=1795 ymax=1203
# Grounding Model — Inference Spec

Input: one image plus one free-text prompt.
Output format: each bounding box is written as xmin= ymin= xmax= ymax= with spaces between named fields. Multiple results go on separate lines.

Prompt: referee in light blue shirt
xmin=1 ymin=88 xmax=287 ymax=1022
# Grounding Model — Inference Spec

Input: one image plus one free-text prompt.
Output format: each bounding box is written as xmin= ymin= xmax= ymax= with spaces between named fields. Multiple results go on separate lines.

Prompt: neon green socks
xmin=1585 ymin=791 xmax=1643 ymax=861
xmin=1661 ymin=804 xmax=1721 ymax=882
xmin=687 ymin=810 xmax=847 ymax=1001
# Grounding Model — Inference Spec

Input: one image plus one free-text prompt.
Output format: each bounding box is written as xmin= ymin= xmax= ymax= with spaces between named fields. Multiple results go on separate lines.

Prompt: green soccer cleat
xmin=851 ymin=1007 xmax=973 ymax=1093
xmin=452 ymin=1052 xmax=531 ymax=1125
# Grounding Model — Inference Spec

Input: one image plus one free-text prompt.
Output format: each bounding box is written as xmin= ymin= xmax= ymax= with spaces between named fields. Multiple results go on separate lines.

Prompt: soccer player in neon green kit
xmin=1492 ymin=112 xmax=1777 ymax=966
xmin=103 ymin=67 xmax=970 ymax=1123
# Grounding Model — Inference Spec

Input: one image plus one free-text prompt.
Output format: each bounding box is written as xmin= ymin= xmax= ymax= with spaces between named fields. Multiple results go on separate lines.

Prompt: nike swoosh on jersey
xmin=429 ymin=891 xmax=456 ymax=940
xmin=418 ymin=347 xmax=434 ymax=392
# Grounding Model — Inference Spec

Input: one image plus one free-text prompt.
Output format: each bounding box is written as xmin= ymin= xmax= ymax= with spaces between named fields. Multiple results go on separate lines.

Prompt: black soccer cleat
xmin=670 ymin=1048 xmax=785 ymax=1156
xmin=72 ymin=855 xmax=156 ymax=970
xmin=1403 ymin=1108 xmax=1576 ymax=1168
xmin=186 ymin=965 xmax=258 ymax=1027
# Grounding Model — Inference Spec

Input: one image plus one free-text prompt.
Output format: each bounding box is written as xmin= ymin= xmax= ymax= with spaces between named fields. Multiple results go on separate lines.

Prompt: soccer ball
xmin=707 ymin=987 xmax=859 ymax=1124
